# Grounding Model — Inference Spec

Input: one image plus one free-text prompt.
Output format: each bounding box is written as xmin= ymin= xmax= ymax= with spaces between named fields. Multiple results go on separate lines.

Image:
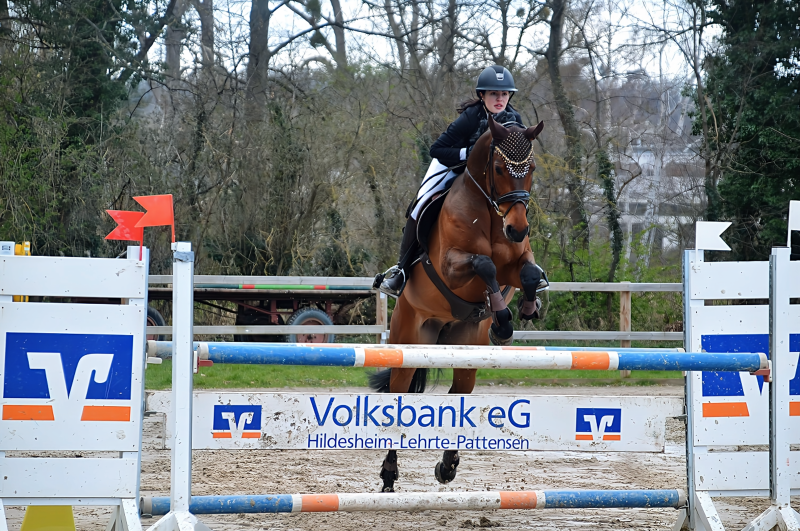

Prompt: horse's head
xmin=475 ymin=115 xmax=543 ymax=243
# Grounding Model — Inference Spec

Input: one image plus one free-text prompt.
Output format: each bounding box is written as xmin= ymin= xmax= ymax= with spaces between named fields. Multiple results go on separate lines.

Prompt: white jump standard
xmin=0 ymin=247 xmax=150 ymax=531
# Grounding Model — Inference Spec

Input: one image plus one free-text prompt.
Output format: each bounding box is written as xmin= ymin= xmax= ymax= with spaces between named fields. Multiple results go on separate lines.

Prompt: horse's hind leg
xmin=380 ymin=449 xmax=399 ymax=492
xmin=378 ymin=367 xmax=423 ymax=492
xmin=433 ymin=368 xmax=476 ymax=484
xmin=433 ymin=320 xmax=484 ymax=484
xmin=377 ymin=369 xmax=416 ymax=493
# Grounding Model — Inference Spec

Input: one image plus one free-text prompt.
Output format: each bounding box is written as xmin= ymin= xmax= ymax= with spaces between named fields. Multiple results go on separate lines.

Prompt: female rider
xmin=374 ymin=65 xmax=545 ymax=297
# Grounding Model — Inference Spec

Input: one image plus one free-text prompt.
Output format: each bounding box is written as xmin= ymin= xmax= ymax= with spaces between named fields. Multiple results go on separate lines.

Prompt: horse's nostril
xmin=505 ymin=225 xmax=529 ymax=242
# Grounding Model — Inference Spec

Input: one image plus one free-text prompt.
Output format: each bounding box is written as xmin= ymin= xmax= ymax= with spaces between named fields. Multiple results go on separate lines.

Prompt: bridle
xmin=466 ymin=126 xmax=535 ymax=219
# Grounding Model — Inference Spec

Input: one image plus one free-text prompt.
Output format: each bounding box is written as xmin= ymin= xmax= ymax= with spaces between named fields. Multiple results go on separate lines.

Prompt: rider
xmin=374 ymin=65 xmax=545 ymax=298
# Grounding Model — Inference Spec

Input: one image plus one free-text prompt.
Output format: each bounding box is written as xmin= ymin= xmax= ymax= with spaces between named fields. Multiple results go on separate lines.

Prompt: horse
xmin=369 ymin=115 xmax=546 ymax=492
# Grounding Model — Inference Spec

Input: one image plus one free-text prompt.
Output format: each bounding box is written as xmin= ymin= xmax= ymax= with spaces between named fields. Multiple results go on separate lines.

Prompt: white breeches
xmin=410 ymin=159 xmax=459 ymax=220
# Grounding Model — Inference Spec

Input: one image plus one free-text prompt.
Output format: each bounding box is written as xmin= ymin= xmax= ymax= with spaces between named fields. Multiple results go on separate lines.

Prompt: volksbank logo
xmin=2 ymin=332 xmax=134 ymax=422
xmin=309 ymin=396 xmax=531 ymax=428
xmin=700 ymin=334 xmax=800 ymax=418
xmin=212 ymin=405 xmax=262 ymax=439
xmin=575 ymin=408 xmax=621 ymax=441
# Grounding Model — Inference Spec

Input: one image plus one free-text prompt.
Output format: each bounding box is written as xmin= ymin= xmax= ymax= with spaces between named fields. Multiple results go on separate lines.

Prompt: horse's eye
xmin=495 ymin=165 xmax=503 ymax=173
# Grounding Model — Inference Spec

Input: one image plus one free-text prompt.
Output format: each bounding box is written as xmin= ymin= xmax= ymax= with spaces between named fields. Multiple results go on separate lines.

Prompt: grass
xmin=145 ymin=360 xmax=683 ymax=390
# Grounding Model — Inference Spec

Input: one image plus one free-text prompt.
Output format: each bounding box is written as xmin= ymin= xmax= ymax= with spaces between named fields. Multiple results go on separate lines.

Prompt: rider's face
xmin=482 ymin=91 xmax=510 ymax=114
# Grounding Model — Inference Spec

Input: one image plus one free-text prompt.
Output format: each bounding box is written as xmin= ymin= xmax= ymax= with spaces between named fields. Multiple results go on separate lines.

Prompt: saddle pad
xmin=416 ymin=190 xmax=449 ymax=255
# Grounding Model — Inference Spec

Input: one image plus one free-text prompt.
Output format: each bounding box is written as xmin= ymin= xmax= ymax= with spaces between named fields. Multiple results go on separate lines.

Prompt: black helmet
xmin=475 ymin=65 xmax=517 ymax=95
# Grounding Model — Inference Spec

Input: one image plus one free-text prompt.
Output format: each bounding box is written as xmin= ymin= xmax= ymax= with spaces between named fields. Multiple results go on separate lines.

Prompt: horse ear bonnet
xmin=496 ymin=131 xmax=534 ymax=179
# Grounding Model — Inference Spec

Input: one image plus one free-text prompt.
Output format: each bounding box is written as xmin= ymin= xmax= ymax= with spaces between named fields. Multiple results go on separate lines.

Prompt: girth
xmin=420 ymin=252 xmax=512 ymax=323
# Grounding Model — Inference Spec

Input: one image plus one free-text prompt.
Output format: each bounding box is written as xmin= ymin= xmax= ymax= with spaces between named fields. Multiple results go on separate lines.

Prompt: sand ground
xmin=3 ymin=385 xmax=791 ymax=530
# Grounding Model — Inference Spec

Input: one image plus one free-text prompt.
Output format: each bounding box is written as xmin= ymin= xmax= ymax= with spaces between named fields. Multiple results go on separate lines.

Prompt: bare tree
xmin=458 ymin=0 xmax=548 ymax=70
xmin=193 ymin=0 xmax=215 ymax=74
xmin=631 ymin=0 xmax=739 ymax=222
xmin=164 ymin=0 xmax=189 ymax=86
xmin=288 ymin=0 xmax=349 ymax=72
xmin=542 ymin=0 xmax=586 ymax=231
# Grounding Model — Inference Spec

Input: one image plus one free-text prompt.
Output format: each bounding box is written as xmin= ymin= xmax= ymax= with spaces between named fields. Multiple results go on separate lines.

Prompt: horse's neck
xmin=442 ymin=172 xmax=501 ymax=234
xmin=457 ymin=168 xmax=494 ymax=211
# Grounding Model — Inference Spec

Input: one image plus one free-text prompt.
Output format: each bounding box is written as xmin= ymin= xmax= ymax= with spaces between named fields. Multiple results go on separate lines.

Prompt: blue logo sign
xmin=576 ymin=408 xmax=621 ymax=441
xmin=2 ymin=332 xmax=134 ymax=421
xmin=700 ymin=334 xmax=800 ymax=397
xmin=212 ymin=405 xmax=262 ymax=439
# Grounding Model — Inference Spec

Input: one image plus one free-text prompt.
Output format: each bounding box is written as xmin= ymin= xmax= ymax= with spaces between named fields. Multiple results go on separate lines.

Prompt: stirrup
xmin=535 ymin=265 xmax=550 ymax=293
xmin=378 ymin=265 xmax=407 ymax=298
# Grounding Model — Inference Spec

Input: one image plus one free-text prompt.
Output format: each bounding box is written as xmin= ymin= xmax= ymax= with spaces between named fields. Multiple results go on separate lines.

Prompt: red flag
xmin=133 ymin=194 xmax=174 ymax=242
xmin=105 ymin=210 xmax=145 ymax=242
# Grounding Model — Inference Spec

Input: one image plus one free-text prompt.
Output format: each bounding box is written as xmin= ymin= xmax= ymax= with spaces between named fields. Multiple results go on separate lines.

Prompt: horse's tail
xmin=367 ymin=369 xmax=442 ymax=393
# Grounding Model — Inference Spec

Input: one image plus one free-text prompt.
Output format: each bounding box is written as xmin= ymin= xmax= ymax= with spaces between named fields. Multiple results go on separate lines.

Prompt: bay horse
xmin=370 ymin=115 xmax=546 ymax=492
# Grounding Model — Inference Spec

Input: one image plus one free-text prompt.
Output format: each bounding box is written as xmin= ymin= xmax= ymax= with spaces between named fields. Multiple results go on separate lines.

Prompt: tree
xmin=542 ymin=0 xmax=586 ymax=232
xmin=0 ymin=0 xmax=177 ymax=255
xmin=700 ymin=0 xmax=800 ymax=260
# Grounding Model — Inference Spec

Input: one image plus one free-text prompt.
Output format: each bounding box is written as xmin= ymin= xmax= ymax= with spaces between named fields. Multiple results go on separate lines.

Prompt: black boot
xmin=373 ymin=218 xmax=419 ymax=298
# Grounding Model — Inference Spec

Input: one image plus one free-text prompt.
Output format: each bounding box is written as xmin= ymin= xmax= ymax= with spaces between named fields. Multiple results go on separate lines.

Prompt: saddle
xmin=413 ymin=190 xmax=511 ymax=323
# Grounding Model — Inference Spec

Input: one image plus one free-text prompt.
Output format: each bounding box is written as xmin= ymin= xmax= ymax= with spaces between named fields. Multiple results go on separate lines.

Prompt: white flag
xmin=788 ymin=201 xmax=800 ymax=247
xmin=695 ymin=221 xmax=732 ymax=252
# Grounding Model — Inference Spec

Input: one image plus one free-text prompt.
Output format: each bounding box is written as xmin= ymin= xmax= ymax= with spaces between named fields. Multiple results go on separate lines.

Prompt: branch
xmin=118 ymin=0 xmax=180 ymax=82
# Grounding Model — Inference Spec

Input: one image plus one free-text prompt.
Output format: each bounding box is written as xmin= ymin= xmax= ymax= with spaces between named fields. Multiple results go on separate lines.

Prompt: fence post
xmin=620 ymin=282 xmax=632 ymax=378
xmin=376 ymin=291 xmax=388 ymax=344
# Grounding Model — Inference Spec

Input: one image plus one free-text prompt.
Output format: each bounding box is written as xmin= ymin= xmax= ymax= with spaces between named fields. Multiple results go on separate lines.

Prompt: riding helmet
xmin=475 ymin=65 xmax=517 ymax=96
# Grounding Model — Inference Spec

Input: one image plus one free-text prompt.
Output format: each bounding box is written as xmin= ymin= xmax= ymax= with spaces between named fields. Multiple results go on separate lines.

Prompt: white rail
xmin=146 ymin=277 xmax=683 ymax=350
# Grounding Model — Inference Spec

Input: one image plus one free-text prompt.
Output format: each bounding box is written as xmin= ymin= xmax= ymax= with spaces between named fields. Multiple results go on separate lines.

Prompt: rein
xmin=466 ymin=138 xmax=533 ymax=218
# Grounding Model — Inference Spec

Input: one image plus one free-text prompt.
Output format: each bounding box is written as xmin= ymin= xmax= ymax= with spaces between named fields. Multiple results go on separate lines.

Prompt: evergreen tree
xmin=699 ymin=0 xmax=800 ymax=260
xmin=0 ymin=0 xmax=173 ymax=254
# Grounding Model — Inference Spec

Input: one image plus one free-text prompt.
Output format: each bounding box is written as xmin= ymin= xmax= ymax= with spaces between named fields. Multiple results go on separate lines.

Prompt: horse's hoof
xmin=489 ymin=326 xmax=513 ymax=346
xmin=434 ymin=461 xmax=451 ymax=484
xmin=518 ymin=296 xmax=542 ymax=321
xmin=434 ymin=460 xmax=459 ymax=484
xmin=380 ymin=455 xmax=398 ymax=492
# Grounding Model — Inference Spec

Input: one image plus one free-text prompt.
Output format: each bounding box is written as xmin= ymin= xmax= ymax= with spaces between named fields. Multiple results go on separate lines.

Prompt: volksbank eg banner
xmin=147 ymin=392 xmax=684 ymax=453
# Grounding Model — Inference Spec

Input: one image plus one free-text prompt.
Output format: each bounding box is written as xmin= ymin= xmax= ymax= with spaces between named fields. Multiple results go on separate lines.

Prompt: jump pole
xmin=146 ymin=342 xmax=686 ymax=357
xmin=141 ymin=489 xmax=686 ymax=515
xmin=146 ymin=341 xmax=769 ymax=374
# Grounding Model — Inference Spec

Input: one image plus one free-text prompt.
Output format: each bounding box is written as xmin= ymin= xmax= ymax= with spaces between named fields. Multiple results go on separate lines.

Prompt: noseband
xmin=466 ymin=128 xmax=534 ymax=218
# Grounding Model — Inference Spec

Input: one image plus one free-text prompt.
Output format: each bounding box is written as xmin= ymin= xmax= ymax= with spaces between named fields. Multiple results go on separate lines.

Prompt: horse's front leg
xmin=518 ymin=254 xmax=545 ymax=321
xmin=443 ymin=248 xmax=513 ymax=346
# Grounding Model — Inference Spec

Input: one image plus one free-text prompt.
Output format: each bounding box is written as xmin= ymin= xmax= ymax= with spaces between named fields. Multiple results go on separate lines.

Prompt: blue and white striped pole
xmin=146 ymin=341 xmax=769 ymax=373
xmin=141 ymin=489 xmax=686 ymax=515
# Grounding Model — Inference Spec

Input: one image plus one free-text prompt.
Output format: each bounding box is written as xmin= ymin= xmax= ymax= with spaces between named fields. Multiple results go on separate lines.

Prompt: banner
xmin=147 ymin=392 xmax=683 ymax=453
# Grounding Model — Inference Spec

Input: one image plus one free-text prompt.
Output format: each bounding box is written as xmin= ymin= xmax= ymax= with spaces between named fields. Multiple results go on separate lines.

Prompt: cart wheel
xmin=146 ymin=306 xmax=166 ymax=341
xmin=286 ymin=307 xmax=335 ymax=344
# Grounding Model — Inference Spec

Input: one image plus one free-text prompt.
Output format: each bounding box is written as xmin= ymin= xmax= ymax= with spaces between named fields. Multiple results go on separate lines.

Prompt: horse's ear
xmin=488 ymin=114 xmax=510 ymax=143
xmin=525 ymin=121 xmax=544 ymax=141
